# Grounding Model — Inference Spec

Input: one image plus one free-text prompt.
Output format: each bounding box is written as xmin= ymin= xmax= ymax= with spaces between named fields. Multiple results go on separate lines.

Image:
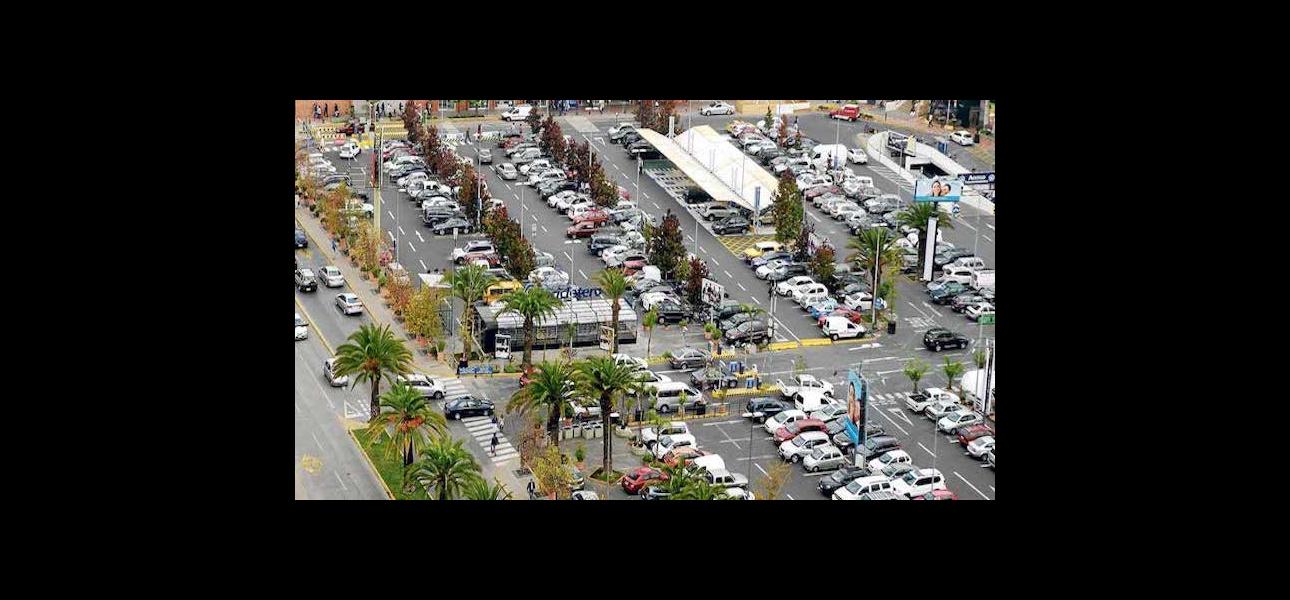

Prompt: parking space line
xmin=875 ymin=408 xmax=910 ymax=436
xmin=419 ymin=259 xmax=427 ymax=271
xmin=699 ymin=245 xmax=706 ymax=253
xmin=541 ymin=225 xmax=548 ymax=233
xmin=712 ymin=258 xmax=720 ymax=266
xmin=416 ymin=231 xmax=424 ymax=243
xmin=578 ymin=269 xmax=587 ymax=280
xmin=652 ymin=202 xmax=661 ymax=209
xmin=408 ymin=241 xmax=416 ymax=253
xmin=988 ymin=485 xmax=995 ymax=492
xmin=954 ymin=471 xmax=991 ymax=499
xmin=736 ymin=455 xmax=778 ymax=461
xmin=386 ymin=230 xmax=396 ymax=242
xmin=808 ymin=212 xmax=821 ymax=223
xmin=785 ymin=494 xmax=794 ymax=500
xmin=723 ymin=270 xmax=733 ymax=279
xmin=753 ymin=463 xmax=769 ymax=476
xmin=562 ymin=251 xmax=573 ymax=261
xmin=985 ymin=223 xmax=995 ymax=231
xmin=333 ymin=471 xmax=349 ymax=490
xmin=737 ymin=282 xmax=746 ymax=291
xmin=982 ymin=235 xmax=992 ymax=242
xmin=917 ymin=442 xmax=936 ymax=457
xmin=752 ymin=297 xmax=761 ymax=305
xmin=398 ymin=226 xmax=405 ymax=236
xmin=388 ymin=210 xmax=396 ymax=221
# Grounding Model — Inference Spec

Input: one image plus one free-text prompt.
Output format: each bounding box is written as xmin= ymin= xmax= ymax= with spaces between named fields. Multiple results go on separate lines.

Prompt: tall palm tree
xmin=897 ymin=202 xmax=953 ymax=275
xmin=846 ymin=228 xmax=903 ymax=317
xmin=942 ymin=358 xmax=965 ymax=396
xmin=501 ymin=286 xmax=562 ymax=369
xmin=405 ymin=436 xmax=481 ymax=500
xmin=575 ymin=356 xmax=643 ymax=482
xmin=642 ymin=307 xmax=659 ymax=360
xmin=673 ymin=478 xmax=734 ymax=500
xmin=334 ymin=323 xmax=415 ymax=422
xmin=594 ymin=268 xmax=630 ymax=353
xmin=903 ymin=359 xmax=930 ymax=394
xmin=509 ymin=360 xmax=575 ymax=447
xmin=461 ymin=475 xmax=513 ymax=500
xmin=364 ymin=382 xmax=447 ymax=481
xmin=447 ymin=264 xmax=496 ymax=362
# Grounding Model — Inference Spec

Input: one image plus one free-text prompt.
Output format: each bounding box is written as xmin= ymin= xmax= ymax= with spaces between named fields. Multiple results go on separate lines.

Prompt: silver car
xmin=477 ymin=148 xmax=492 ymax=164
xmin=335 ymin=293 xmax=363 ymax=315
xmin=295 ymin=312 xmax=309 ymax=341
xmin=318 ymin=265 xmax=345 ymax=288
xmin=497 ymin=163 xmax=518 ymax=180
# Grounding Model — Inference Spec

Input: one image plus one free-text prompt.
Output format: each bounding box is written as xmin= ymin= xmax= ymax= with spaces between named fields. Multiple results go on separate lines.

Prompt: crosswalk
xmin=867 ymin=162 xmax=914 ymax=193
xmin=462 ymin=416 xmax=520 ymax=465
xmin=563 ymin=115 xmax=600 ymax=134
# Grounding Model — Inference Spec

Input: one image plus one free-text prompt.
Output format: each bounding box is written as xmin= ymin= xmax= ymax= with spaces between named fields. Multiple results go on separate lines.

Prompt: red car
xmin=573 ymin=210 xmax=609 ymax=226
xmin=622 ymin=257 xmax=648 ymax=271
xmin=829 ymin=104 xmax=862 ymax=122
xmin=621 ymin=467 xmax=668 ymax=494
xmin=519 ymin=365 xmax=537 ymax=386
xmin=338 ymin=121 xmax=366 ymax=135
xmin=817 ymin=308 xmax=865 ymax=328
xmin=805 ymin=185 xmax=842 ymax=199
xmin=566 ymin=221 xmax=599 ymax=238
xmin=773 ymin=418 xmax=829 ymax=444
xmin=911 ymin=489 xmax=958 ymax=500
xmin=459 ymin=251 xmax=501 ymax=266
xmin=956 ymin=424 xmax=995 ymax=447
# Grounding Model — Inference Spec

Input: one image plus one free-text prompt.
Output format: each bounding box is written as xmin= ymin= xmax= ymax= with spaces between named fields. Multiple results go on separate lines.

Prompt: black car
xmin=833 ymin=281 xmax=871 ymax=301
xmin=691 ymin=365 xmax=738 ymax=391
xmin=745 ymin=397 xmax=791 ymax=423
xmin=951 ymin=293 xmax=989 ymax=313
xmin=443 ymin=396 xmax=495 ymax=420
xmin=923 ymin=328 xmax=970 ymax=351
xmin=934 ymin=248 xmax=974 ymax=268
xmin=759 ymin=147 xmax=783 ymax=164
xmin=587 ymin=235 xmax=620 ymax=255
xmin=636 ymin=148 xmax=663 ymax=160
xmin=751 ymin=250 xmax=792 ymax=268
xmin=626 ymin=139 xmax=652 ymax=154
xmin=654 ymin=300 xmax=685 ymax=323
xmin=322 ymin=174 xmax=352 ymax=186
xmin=818 ymin=465 xmax=875 ymax=496
xmin=294 ymin=229 xmax=308 ymax=248
xmin=620 ymin=132 xmax=642 ymax=146
xmin=826 ymin=418 xmax=885 ymax=452
xmin=719 ymin=311 xmax=756 ymax=332
xmin=724 ymin=320 xmax=768 ymax=345
xmin=928 ymin=281 xmax=969 ymax=304
xmin=851 ymin=434 xmax=901 ymax=461
xmin=712 ymin=215 xmax=751 ymax=235
xmin=431 ymin=217 xmax=473 ymax=235
xmin=714 ymin=302 xmax=746 ymax=321
xmin=294 ymin=268 xmax=317 ymax=292
xmin=422 ymin=209 xmax=464 ymax=225
xmin=540 ymin=180 xmax=578 ymax=199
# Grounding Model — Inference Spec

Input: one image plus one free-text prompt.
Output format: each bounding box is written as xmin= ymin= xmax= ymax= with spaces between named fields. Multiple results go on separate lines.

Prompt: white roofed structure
xmin=635 ymin=126 xmax=781 ymax=215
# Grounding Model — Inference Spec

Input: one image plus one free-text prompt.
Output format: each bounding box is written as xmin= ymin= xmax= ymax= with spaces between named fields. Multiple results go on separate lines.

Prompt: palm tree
xmin=673 ymin=478 xmax=734 ymax=500
xmin=509 ymin=360 xmax=576 ymax=447
xmin=575 ymin=356 xmax=644 ymax=482
xmin=846 ymin=228 xmax=903 ymax=321
xmin=942 ymin=358 xmax=965 ymax=396
xmin=642 ymin=307 xmax=659 ymax=359
xmin=903 ymin=359 xmax=930 ymax=394
xmin=447 ymin=264 xmax=496 ymax=362
xmin=334 ymin=323 xmax=415 ymax=422
xmin=594 ymin=268 xmax=629 ymax=353
xmin=364 ymin=382 xmax=447 ymax=482
xmin=500 ymin=286 xmax=562 ymax=369
xmin=405 ymin=436 xmax=481 ymax=500
xmin=897 ymin=202 xmax=953 ymax=274
xmin=461 ymin=475 xmax=513 ymax=500
xmin=972 ymin=348 xmax=987 ymax=370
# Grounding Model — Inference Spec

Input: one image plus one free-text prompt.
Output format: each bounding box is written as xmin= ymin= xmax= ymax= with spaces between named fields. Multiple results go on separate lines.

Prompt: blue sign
xmin=458 ymin=365 xmax=495 ymax=376
xmin=959 ymin=172 xmax=996 ymax=186
xmin=843 ymin=369 xmax=868 ymax=445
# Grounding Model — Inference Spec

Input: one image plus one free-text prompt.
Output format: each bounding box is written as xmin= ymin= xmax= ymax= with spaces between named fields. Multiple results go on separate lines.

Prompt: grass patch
xmin=350 ymin=430 xmax=423 ymax=500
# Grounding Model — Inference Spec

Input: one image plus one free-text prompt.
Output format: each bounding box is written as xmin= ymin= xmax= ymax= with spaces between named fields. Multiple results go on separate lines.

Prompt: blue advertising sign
xmin=913 ymin=176 xmax=963 ymax=203
xmin=959 ymin=172 xmax=996 ymax=186
xmin=843 ymin=369 xmax=868 ymax=445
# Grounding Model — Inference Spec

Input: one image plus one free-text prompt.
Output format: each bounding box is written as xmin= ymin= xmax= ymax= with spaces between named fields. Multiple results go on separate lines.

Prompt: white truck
xmin=640 ymin=421 xmax=691 ymax=449
xmin=970 ymin=269 xmax=995 ymax=290
xmin=810 ymin=143 xmax=849 ymax=170
xmin=502 ymin=105 xmax=533 ymax=121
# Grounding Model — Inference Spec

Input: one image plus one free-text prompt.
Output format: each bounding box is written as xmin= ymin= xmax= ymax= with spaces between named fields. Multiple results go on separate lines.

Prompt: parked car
xmin=923 ymin=328 xmax=970 ymax=351
xmin=724 ymin=320 xmax=769 ymax=345
xmin=965 ymin=302 xmax=996 ymax=321
xmin=832 ymin=475 xmax=895 ymax=500
xmin=496 ymin=162 xmax=518 ymax=180
xmin=852 ymin=435 xmax=902 ymax=462
xmin=431 ymin=218 xmax=473 ymax=235
xmin=443 ymin=395 xmax=495 ymax=420
xmin=763 ymin=409 xmax=808 ymax=435
xmin=773 ymin=418 xmax=830 ymax=444
xmin=778 ymin=431 xmax=832 ymax=463
xmin=745 ymin=397 xmax=792 ymax=423
xmin=951 ymin=130 xmax=975 ymax=146
xmin=905 ymin=388 xmax=960 ymax=413
xmin=818 ymin=465 xmax=874 ymax=495
xmin=668 ymin=347 xmax=709 ymax=370
xmin=957 ymin=424 xmax=995 ymax=447
xmin=620 ymin=467 xmax=668 ymax=494
xmin=652 ymin=433 xmax=698 ymax=460
xmin=742 ymin=241 xmax=783 ymax=262
xmin=335 ymin=293 xmax=362 ymax=315
xmin=295 ymin=312 xmax=309 ymax=341
xmin=923 ymin=400 xmax=965 ymax=422
xmin=700 ymin=101 xmax=736 ymax=116
xmin=700 ymin=203 xmax=737 ymax=221
xmin=937 ymin=410 xmax=984 ymax=434
xmin=323 ymin=356 xmax=348 ymax=387
xmin=891 ymin=468 xmax=947 ymax=498
xmin=847 ymin=147 xmax=868 ymax=164
xmin=967 ymin=435 xmax=996 ymax=459
xmin=712 ymin=215 xmax=751 ymax=235
xmin=866 ymin=449 xmax=913 ymax=474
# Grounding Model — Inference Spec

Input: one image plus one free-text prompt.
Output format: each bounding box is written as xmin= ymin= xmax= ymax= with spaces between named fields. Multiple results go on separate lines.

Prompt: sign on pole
xmin=495 ymin=334 xmax=512 ymax=360
xmin=922 ymin=216 xmax=939 ymax=282
xmin=599 ymin=325 xmax=614 ymax=351
xmin=701 ymin=278 xmax=724 ymax=307
xmin=844 ymin=369 xmax=868 ymax=454
xmin=914 ymin=176 xmax=963 ymax=202
xmin=958 ymin=172 xmax=996 ymax=186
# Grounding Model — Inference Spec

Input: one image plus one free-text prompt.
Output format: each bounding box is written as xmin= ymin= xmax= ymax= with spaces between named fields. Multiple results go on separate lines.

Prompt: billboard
xmin=843 ymin=369 xmax=867 ymax=445
xmin=913 ymin=176 xmax=963 ymax=202
xmin=701 ymin=278 xmax=724 ymax=307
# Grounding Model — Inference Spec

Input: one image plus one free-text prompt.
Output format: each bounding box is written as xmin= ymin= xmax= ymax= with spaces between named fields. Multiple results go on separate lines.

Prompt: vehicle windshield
xmin=792 ymin=436 xmax=807 ymax=447
xmin=902 ymin=471 xmax=920 ymax=485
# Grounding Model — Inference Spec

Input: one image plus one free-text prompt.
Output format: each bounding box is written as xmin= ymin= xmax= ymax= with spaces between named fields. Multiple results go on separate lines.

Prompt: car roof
xmin=799 ymin=431 xmax=829 ymax=441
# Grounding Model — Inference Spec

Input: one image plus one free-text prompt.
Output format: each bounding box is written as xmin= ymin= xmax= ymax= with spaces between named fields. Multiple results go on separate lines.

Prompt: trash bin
xmin=634 ymin=409 xmax=643 ymax=423
xmin=696 ymin=402 xmax=707 ymax=416
xmin=887 ymin=320 xmax=897 ymax=334
xmin=610 ymin=412 xmax=621 ymax=427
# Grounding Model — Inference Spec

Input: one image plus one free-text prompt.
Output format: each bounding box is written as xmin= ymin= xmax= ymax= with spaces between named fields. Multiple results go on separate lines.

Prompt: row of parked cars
xmin=740 ymin=376 xmax=994 ymax=499
xmin=627 ymin=419 xmax=754 ymax=500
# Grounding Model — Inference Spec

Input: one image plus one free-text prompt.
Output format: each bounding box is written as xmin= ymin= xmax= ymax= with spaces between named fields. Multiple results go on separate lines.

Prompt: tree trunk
xmin=405 ymin=440 xmax=415 ymax=467
xmin=646 ymin=328 xmax=653 ymax=359
xmin=547 ymin=404 xmax=561 ymax=447
xmin=523 ymin=315 xmax=534 ymax=368
xmin=610 ymin=302 xmax=621 ymax=354
xmin=368 ymin=377 xmax=381 ymax=423
xmin=601 ymin=393 xmax=613 ymax=482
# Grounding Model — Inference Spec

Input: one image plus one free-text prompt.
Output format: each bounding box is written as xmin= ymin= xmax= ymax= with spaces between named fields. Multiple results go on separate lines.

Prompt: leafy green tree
xmin=756 ymin=460 xmax=792 ymax=500
xmin=972 ymin=348 xmax=987 ymax=370
xmin=404 ymin=285 xmax=445 ymax=344
xmin=847 ymin=228 xmax=903 ymax=312
xmin=447 ymin=264 xmax=497 ymax=361
xmin=771 ymin=172 xmax=803 ymax=246
xmin=684 ymin=256 xmax=709 ymax=307
xmin=793 ymin=220 xmax=814 ymax=262
xmin=333 ymin=323 xmax=415 ymax=422
xmin=673 ymin=478 xmax=733 ymax=500
xmin=575 ymin=356 xmax=644 ymax=483
xmin=942 ymin=358 xmax=966 ymax=396
xmin=404 ymin=436 xmax=481 ymax=500
xmin=903 ymin=359 xmax=930 ymax=393
xmin=461 ymin=476 xmax=512 ymax=500
xmin=501 ymin=287 xmax=562 ymax=368
xmin=595 ymin=269 xmax=630 ymax=353
xmin=365 ymin=382 xmax=447 ymax=475
xmin=897 ymin=202 xmax=954 ymax=275
xmin=647 ymin=211 xmax=686 ymax=279
xmin=509 ymin=361 xmax=576 ymax=447
xmin=642 ymin=307 xmax=660 ymax=359
xmin=810 ymin=244 xmax=837 ymax=290
xmin=764 ymin=106 xmax=774 ymax=131
xmin=525 ymin=105 xmax=543 ymax=135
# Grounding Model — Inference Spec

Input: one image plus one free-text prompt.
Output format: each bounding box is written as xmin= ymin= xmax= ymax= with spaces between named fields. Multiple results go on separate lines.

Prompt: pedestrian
xmin=332 ymin=238 xmax=337 ymax=253
xmin=333 ymin=103 xmax=339 ymax=117
xmin=323 ymin=104 xmax=329 ymax=118
xmin=489 ymin=431 xmax=498 ymax=456
xmin=527 ymin=479 xmax=536 ymax=498
xmin=477 ymin=123 xmax=482 ymax=141
xmin=498 ymin=415 xmax=505 ymax=431
xmin=399 ymin=102 xmax=404 ymax=114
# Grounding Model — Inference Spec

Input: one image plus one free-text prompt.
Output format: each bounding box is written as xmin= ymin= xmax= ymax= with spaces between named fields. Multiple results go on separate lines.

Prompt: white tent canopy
xmin=636 ymin=126 xmax=780 ymax=214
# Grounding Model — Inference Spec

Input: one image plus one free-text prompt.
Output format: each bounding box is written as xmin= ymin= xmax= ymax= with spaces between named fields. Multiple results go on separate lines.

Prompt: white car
xmin=611 ymin=353 xmax=648 ymax=371
xmin=294 ymin=312 xmax=309 ymax=340
xmin=721 ymin=487 xmax=756 ymax=500
xmin=924 ymin=400 xmax=965 ymax=421
xmin=338 ymin=143 xmax=361 ymax=159
xmin=802 ymin=444 xmax=847 ymax=472
xmin=890 ymin=468 xmax=947 ymax=498
xmin=779 ymin=374 xmax=835 ymax=400
xmin=905 ymin=388 xmax=959 ymax=413
xmin=635 ymin=370 xmax=671 ymax=384
xmin=315 ymin=265 xmax=344 ymax=288
xmin=832 ymin=475 xmax=894 ymax=500
xmin=950 ymin=130 xmax=975 ymax=146
xmin=519 ymin=159 xmax=552 ymax=176
xmin=607 ymin=122 xmax=636 ymax=137
xmin=867 ymin=449 xmax=913 ymax=473
xmin=398 ymin=171 xmax=429 ymax=188
xmin=452 ymin=240 xmax=495 ymax=263
xmin=640 ymin=421 xmax=690 ymax=448
xmin=700 ymin=101 xmax=735 ymax=116
xmin=939 ymin=266 xmax=977 ymax=286
xmin=809 ymin=404 xmax=848 ymax=423
xmin=496 ymin=163 xmax=519 ymax=180
xmin=529 ymin=169 xmax=568 ymax=188
xmin=967 ymin=435 xmax=995 ymax=459
xmin=600 ymin=245 xmax=631 ymax=265
xmin=396 ymin=373 xmax=448 ymax=399
xmin=763 ymin=409 xmax=807 ymax=435
xmin=985 ymin=447 xmax=995 ymax=469
xmin=652 ymin=433 xmax=697 ymax=460
xmin=778 ymin=431 xmax=832 ymax=463
xmin=847 ymin=147 xmax=868 ymax=164
xmin=937 ymin=410 xmax=984 ymax=433
xmin=965 ymin=302 xmax=996 ymax=322
xmin=556 ymin=194 xmax=589 ymax=213
xmin=791 ymin=283 xmax=828 ymax=305
xmin=829 ymin=201 xmax=861 ymax=219
xmin=323 ymin=357 xmax=349 ymax=387
xmin=528 ymin=266 xmax=569 ymax=289
xmin=548 ymin=190 xmax=580 ymax=209
xmin=335 ymin=293 xmax=362 ymax=315
xmin=775 ymin=276 xmax=816 ymax=297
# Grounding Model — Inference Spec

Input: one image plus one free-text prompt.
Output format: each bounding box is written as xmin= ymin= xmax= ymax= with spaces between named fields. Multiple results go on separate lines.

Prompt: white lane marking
xmin=562 ymin=251 xmax=573 ymax=261
xmin=642 ymin=192 xmax=650 ymax=199
xmin=888 ymin=408 xmax=913 ymax=426
xmin=416 ymin=231 xmax=425 ymax=243
xmin=504 ymin=183 xmax=511 ymax=190
xmin=876 ymin=408 xmax=910 ymax=436
xmin=703 ymin=420 xmax=744 ymax=426
xmin=719 ymin=270 xmax=730 ymax=280
xmin=386 ymin=230 xmax=396 ymax=242
xmin=578 ymin=269 xmax=587 ymax=280
xmin=408 ymin=241 xmax=416 ymax=253
xmin=988 ymin=485 xmax=995 ymax=492
xmin=754 ymin=463 xmax=769 ymax=477
xmin=419 ymin=259 xmax=427 ymax=271
xmin=785 ymin=494 xmax=795 ymax=500
xmin=388 ymin=210 xmax=396 ymax=221
xmin=862 ymin=356 xmax=899 ymax=363
xmin=954 ymin=471 xmax=991 ymax=499
xmin=652 ymin=202 xmax=661 ymax=209
xmin=735 ymin=455 xmax=779 ymax=461
xmin=333 ymin=471 xmax=349 ymax=490
xmin=613 ymin=164 xmax=621 ymax=171
xmin=311 ymin=432 xmax=324 ymax=452
xmin=398 ymin=226 xmax=405 ymax=236
xmin=541 ymin=225 xmax=548 ymax=233
xmin=907 ymin=301 xmax=932 ymax=319
xmin=921 ymin=302 xmax=943 ymax=317
xmin=985 ymin=223 xmax=995 ymax=231
xmin=808 ymin=212 xmax=821 ymax=223
xmin=982 ymin=235 xmax=992 ymax=242
xmin=917 ymin=442 xmax=936 ymax=457
xmin=737 ymin=282 xmax=746 ymax=291
xmin=752 ymin=297 xmax=761 ymax=305
xmin=699 ymin=245 xmax=706 ymax=254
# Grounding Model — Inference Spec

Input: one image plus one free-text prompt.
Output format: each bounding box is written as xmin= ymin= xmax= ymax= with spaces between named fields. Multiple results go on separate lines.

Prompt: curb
xmin=295 ymin=297 xmax=334 ymax=356
xmin=346 ymin=427 xmax=396 ymax=500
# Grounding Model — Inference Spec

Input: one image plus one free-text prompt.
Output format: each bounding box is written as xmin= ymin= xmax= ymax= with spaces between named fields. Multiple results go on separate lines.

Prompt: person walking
xmin=332 ymin=238 xmax=337 ymax=253
xmin=768 ymin=279 xmax=775 ymax=300
xmin=489 ymin=431 xmax=499 ymax=456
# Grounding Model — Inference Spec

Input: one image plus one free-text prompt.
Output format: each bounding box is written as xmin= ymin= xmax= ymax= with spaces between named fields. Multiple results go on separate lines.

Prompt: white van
xmin=810 ymin=143 xmax=849 ymax=170
xmin=970 ymin=269 xmax=995 ymax=290
xmin=646 ymin=381 xmax=703 ymax=413
xmin=502 ymin=105 xmax=533 ymax=122
xmin=689 ymin=454 xmax=727 ymax=475
xmin=949 ymin=256 xmax=986 ymax=271
xmin=793 ymin=389 xmax=838 ymax=413
xmin=822 ymin=316 xmax=865 ymax=341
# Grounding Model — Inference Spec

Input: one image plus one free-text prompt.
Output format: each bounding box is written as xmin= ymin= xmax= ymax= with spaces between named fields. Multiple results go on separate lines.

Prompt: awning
xmin=635 ymin=126 xmax=780 ymax=214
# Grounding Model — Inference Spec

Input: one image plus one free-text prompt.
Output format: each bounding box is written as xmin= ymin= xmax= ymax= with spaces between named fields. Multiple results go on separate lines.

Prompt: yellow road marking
xmin=300 ymin=454 xmax=323 ymax=474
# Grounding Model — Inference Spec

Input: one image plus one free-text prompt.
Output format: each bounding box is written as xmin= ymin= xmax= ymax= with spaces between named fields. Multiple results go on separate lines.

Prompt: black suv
xmin=294 ymin=268 xmax=317 ymax=292
xmin=443 ymin=396 xmax=496 ymax=420
xmin=745 ymin=397 xmax=791 ymax=423
xmin=587 ymin=235 xmax=620 ymax=255
xmin=724 ymin=320 xmax=768 ymax=345
xmin=540 ymin=180 xmax=578 ymax=199
xmin=851 ymin=434 xmax=901 ymax=461
xmin=712 ymin=215 xmax=751 ymax=235
xmin=818 ymin=465 xmax=875 ymax=496
xmin=829 ymin=420 xmax=886 ymax=452
xmin=682 ymin=187 xmax=713 ymax=204
xmin=923 ymin=328 xmax=970 ymax=352
xmin=295 ymin=229 xmax=308 ymax=248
